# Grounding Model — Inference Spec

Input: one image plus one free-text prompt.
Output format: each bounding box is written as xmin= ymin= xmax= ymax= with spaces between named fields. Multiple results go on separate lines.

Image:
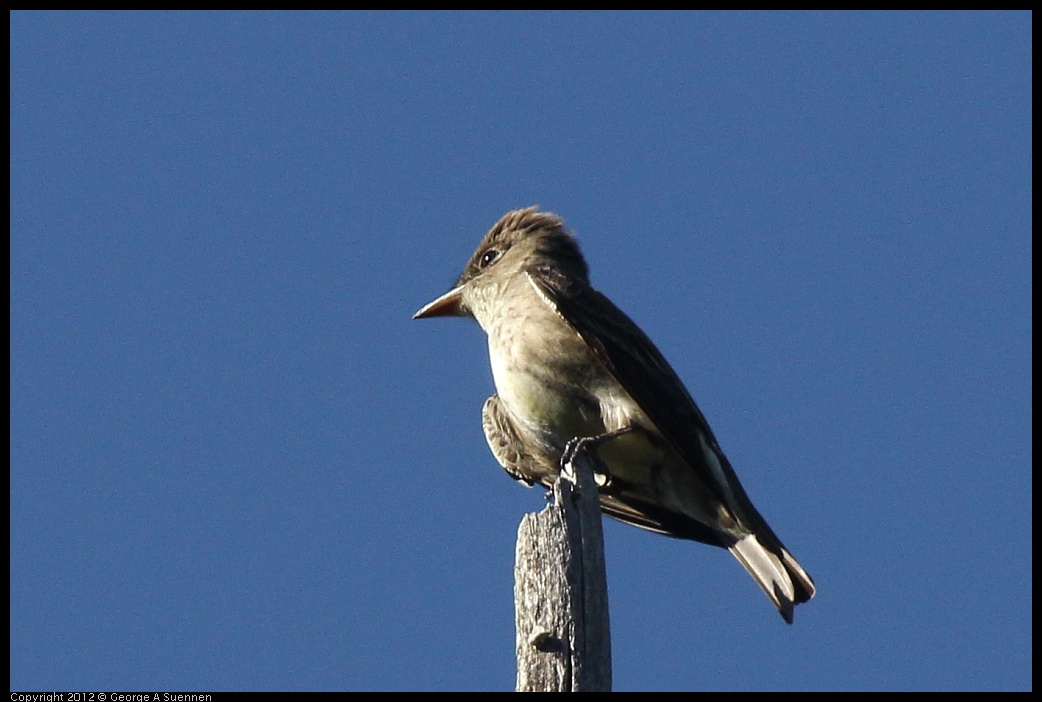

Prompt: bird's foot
xmin=561 ymin=427 xmax=633 ymax=490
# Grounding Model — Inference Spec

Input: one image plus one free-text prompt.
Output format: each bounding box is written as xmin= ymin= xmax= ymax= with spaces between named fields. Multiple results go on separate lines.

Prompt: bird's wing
xmin=525 ymin=264 xmax=768 ymax=534
xmin=527 ymin=264 xmax=815 ymax=612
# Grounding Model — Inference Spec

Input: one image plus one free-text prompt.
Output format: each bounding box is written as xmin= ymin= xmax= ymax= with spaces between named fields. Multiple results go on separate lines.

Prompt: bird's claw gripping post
xmin=561 ymin=427 xmax=634 ymax=489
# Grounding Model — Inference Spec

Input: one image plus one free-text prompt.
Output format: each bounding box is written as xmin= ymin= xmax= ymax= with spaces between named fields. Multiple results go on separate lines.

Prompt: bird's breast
xmin=486 ymin=319 xmax=606 ymax=451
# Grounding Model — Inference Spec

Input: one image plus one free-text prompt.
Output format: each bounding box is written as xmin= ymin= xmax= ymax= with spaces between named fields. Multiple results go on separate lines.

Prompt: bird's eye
xmin=479 ymin=249 xmax=499 ymax=268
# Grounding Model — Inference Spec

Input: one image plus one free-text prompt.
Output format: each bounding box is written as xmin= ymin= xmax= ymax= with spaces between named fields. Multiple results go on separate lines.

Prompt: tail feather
xmin=729 ymin=533 xmax=815 ymax=624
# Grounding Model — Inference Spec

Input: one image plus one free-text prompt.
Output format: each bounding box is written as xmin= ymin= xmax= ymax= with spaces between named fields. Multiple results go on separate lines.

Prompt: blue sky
xmin=10 ymin=11 xmax=1031 ymax=692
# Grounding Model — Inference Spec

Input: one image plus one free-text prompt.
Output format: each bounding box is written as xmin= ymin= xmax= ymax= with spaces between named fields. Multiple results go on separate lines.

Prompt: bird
xmin=413 ymin=206 xmax=815 ymax=623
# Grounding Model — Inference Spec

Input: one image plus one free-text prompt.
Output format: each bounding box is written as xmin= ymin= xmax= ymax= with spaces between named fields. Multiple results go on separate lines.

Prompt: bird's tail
xmin=728 ymin=533 xmax=815 ymax=624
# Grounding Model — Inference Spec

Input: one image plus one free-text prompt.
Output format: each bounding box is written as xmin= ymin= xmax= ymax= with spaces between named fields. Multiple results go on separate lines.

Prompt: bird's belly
xmin=491 ymin=359 xmax=604 ymax=451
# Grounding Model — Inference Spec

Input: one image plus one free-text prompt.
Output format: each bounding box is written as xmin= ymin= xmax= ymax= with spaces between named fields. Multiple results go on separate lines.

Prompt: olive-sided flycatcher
xmin=413 ymin=207 xmax=815 ymax=623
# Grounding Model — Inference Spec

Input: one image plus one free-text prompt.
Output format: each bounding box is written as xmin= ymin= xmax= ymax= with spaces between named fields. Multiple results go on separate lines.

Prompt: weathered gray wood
xmin=514 ymin=449 xmax=612 ymax=692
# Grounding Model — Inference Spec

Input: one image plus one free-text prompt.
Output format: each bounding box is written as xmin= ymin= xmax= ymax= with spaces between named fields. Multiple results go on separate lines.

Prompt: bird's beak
xmin=413 ymin=285 xmax=466 ymax=319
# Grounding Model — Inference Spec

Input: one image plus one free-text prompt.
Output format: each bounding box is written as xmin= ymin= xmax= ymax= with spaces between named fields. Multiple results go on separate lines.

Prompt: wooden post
xmin=514 ymin=447 xmax=612 ymax=692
